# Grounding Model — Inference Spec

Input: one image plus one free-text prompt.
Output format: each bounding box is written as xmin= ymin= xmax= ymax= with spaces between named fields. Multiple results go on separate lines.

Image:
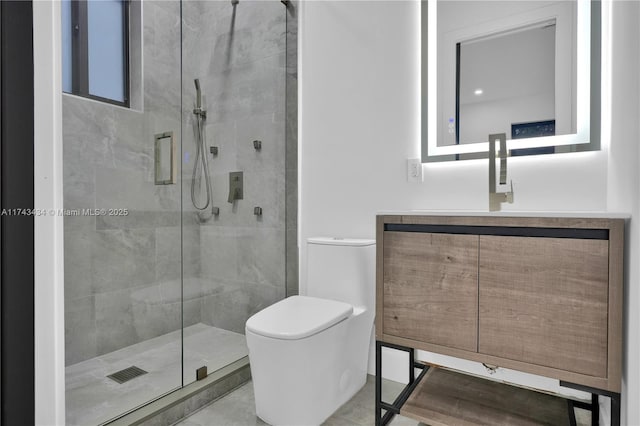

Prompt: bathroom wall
xmin=181 ymin=0 xmax=292 ymax=335
xmin=605 ymin=2 xmax=640 ymax=424
xmin=299 ymin=1 xmax=638 ymax=424
xmin=63 ymin=1 xmax=199 ymax=365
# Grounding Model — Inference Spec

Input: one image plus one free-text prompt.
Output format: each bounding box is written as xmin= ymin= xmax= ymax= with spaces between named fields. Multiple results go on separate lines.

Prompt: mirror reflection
xmin=459 ymin=22 xmax=564 ymax=151
xmin=423 ymin=0 xmax=599 ymax=161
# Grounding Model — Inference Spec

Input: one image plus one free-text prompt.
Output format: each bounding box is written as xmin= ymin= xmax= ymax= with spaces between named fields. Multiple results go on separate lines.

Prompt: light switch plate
xmin=407 ymin=158 xmax=423 ymax=183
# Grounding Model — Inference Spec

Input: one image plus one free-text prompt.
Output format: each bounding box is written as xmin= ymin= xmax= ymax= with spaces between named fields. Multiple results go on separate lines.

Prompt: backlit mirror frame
xmin=421 ymin=0 xmax=601 ymax=162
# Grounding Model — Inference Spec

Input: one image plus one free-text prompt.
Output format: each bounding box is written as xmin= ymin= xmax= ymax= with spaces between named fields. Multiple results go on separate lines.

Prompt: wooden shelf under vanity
xmin=401 ymin=366 xmax=576 ymax=426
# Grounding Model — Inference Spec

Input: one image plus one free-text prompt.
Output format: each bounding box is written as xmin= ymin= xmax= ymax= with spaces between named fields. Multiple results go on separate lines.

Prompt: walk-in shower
xmin=62 ymin=0 xmax=297 ymax=424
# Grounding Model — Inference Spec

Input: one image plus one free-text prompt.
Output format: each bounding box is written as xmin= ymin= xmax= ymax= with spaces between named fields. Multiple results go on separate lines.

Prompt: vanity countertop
xmin=377 ymin=210 xmax=630 ymax=219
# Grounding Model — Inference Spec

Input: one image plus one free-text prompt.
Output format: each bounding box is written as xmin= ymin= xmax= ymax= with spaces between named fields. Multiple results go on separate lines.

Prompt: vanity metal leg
xmin=560 ymin=380 xmax=621 ymax=426
xmin=567 ymin=395 xmax=597 ymax=426
xmin=375 ymin=341 xmax=429 ymax=426
xmin=567 ymin=400 xmax=578 ymax=426
xmin=591 ymin=394 xmax=599 ymax=426
xmin=375 ymin=341 xmax=382 ymax=426
xmin=611 ymin=393 xmax=620 ymax=426
xmin=409 ymin=347 xmax=415 ymax=385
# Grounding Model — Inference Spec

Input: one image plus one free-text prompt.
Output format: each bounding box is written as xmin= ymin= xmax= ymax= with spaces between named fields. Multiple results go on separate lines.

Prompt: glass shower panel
xmin=181 ymin=0 xmax=288 ymax=385
xmin=63 ymin=1 xmax=183 ymax=424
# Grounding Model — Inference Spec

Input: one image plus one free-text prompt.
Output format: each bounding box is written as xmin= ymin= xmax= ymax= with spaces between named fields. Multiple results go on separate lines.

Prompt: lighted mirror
xmin=422 ymin=0 xmax=601 ymax=162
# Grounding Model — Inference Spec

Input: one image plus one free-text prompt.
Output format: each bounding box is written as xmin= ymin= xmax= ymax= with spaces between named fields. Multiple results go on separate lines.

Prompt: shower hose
xmin=191 ymin=111 xmax=213 ymax=212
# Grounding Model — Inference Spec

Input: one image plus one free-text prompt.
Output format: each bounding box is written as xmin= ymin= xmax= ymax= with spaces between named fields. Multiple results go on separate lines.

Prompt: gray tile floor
xmin=66 ymin=323 xmax=595 ymax=426
xmin=176 ymin=375 xmax=593 ymax=426
xmin=176 ymin=376 xmax=418 ymax=426
xmin=66 ymin=323 xmax=247 ymax=426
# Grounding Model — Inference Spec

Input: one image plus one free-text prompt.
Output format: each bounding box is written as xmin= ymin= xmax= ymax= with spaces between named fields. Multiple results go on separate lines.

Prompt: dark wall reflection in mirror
xmin=511 ymin=120 xmax=556 ymax=156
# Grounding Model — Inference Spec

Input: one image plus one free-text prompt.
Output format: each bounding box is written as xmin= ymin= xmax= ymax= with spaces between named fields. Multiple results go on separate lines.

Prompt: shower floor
xmin=65 ymin=323 xmax=248 ymax=426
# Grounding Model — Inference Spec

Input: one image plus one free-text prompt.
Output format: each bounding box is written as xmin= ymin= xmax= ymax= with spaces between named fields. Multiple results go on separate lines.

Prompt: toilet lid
xmin=246 ymin=295 xmax=353 ymax=340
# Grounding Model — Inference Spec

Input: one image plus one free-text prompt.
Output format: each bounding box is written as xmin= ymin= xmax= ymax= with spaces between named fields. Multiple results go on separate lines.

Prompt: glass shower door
xmin=63 ymin=1 xmax=184 ymax=424
xmin=180 ymin=0 xmax=289 ymax=385
xmin=63 ymin=0 xmax=293 ymax=422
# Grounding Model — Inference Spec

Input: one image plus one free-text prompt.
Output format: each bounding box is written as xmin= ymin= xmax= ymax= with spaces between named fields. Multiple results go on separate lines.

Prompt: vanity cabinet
xmin=375 ymin=215 xmax=624 ymax=426
xmin=478 ymin=235 xmax=609 ymax=377
xmin=383 ymin=231 xmax=478 ymax=352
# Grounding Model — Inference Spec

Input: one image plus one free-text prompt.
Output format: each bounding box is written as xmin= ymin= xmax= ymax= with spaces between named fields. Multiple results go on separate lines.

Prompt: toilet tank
xmin=306 ymin=237 xmax=376 ymax=310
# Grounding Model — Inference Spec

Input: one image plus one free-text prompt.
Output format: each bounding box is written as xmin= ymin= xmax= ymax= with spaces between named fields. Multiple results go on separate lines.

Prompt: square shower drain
xmin=107 ymin=366 xmax=148 ymax=384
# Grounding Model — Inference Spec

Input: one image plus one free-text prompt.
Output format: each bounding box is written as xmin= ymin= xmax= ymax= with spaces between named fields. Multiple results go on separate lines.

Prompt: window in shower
xmin=62 ymin=0 xmax=130 ymax=106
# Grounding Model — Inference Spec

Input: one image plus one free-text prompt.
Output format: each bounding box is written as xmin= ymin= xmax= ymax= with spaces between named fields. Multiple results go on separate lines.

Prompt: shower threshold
xmin=65 ymin=323 xmax=248 ymax=426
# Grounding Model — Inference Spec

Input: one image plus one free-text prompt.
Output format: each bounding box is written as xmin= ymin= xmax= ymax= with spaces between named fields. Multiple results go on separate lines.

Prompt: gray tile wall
xmin=64 ymin=1 xmax=191 ymax=366
xmin=64 ymin=0 xmax=297 ymax=366
xmin=181 ymin=0 xmax=293 ymax=333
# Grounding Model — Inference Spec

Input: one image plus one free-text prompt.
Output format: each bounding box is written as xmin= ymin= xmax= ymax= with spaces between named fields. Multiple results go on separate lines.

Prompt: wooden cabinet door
xmin=383 ymin=231 xmax=479 ymax=352
xmin=478 ymin=235 xmax=609 ymax=377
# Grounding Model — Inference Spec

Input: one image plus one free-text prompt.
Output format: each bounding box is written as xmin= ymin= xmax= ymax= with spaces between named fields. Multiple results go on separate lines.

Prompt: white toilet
xmin=245 ymin=237 xmax=376 ymax=426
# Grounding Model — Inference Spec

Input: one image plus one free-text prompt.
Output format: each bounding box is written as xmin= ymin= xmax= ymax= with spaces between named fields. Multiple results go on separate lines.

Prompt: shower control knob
xmin=253 ymin=140 xmax=262 ymax=151
xmin=210 ymin=146 xmax=219 ymax=156
xmin=254 ymin=207 xmax=263 ymax=216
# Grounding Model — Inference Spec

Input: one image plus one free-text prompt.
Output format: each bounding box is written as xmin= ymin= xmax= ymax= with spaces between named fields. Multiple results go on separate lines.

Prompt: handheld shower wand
xmin=191 ymin=78 xmax=215 ymax=218
xmin=194 ymin=79 xmax=201 ymax=108
xmin=193 ymin=79 xmax=206 ymax=117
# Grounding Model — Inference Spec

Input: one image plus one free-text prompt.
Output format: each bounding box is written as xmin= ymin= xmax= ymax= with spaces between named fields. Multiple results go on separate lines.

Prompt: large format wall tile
xmin=94 ymin=287 xmax=139 ymax=355
xmin=156 ymin=225 xmax=201 ymax=282
xmin=200 ymin=283 xmax=285 ymax=334
xmin=65 ymin=296 xmax=97 ymax=365
xmin=96 ymin=166 xmax=178 ymax=213
xmin=91 ymin=229 xmax=156 ymax=294
xmin=64 ymin=229 xmax=94 ymax=301
xmin=236 ymin=226 xmax=285 ymax=287
xmin=129 ymin=283 xmax=183 ymax=342
xmin=200 ymin=226 xmax=239 ymax=283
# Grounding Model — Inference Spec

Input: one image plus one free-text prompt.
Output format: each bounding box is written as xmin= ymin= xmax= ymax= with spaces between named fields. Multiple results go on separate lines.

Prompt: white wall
xmin=605 ymin=1 xmax=640 ymax=424
xmin=33 ymin=1 xmax=65 ymax=424
xmin=299 ymin=1 xmax=638 ymax=424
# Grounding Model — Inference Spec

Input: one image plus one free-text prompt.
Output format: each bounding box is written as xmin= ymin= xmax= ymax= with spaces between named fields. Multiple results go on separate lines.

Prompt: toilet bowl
xmin=245 ymin=237 xmax=376 ymax=426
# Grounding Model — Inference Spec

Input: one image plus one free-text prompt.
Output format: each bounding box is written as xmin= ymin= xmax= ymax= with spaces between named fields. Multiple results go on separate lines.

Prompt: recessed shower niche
xmin=61 ymin=0 xmax=297 ymax=423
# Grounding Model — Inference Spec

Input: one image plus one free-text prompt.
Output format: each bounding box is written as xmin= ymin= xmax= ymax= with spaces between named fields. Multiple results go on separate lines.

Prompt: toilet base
xmin=246 ymin=311 xmax=372 ymax=426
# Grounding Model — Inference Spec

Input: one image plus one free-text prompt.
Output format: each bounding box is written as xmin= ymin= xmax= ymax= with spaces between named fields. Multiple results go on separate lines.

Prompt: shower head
xmin=231 ymin=0 xmax=239 ymax=5
xmin=194 ymin=79 xmax=202 ymax=109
